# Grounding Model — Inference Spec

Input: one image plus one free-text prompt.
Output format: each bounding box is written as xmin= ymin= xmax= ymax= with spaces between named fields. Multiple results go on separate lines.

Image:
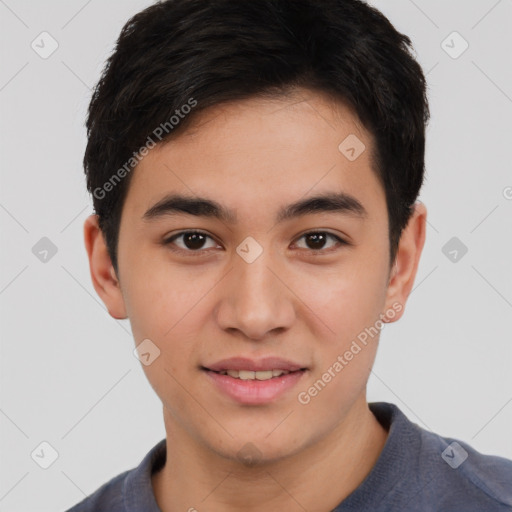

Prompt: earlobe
xmin=382 ymin=201 xmax=427 ymax=323
xmin=83 ymin=214 xmax=127 ymax=320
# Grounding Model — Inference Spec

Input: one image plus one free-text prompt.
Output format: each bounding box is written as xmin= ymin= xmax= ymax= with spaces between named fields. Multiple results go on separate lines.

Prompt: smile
xmin=214 ymin=369 xmax=292 ymax=380
xmin=203 ymin=367 xmax=307 ymax=404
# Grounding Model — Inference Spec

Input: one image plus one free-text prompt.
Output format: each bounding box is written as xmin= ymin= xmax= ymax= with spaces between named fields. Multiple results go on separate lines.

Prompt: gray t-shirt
xmin=65 ymin=402 xmax=512 ymax=511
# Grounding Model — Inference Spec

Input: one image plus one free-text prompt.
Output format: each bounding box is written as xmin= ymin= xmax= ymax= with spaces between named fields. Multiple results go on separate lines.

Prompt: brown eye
xmin=294 ymin=232 xmax=346 ymax=251
xmin=163 ymin=230 xmax=347 ymax=257
xmin=164 ymin=231 xmax=219 ymax=253
xmin=180 ymin=232 xmax=208 ymax=250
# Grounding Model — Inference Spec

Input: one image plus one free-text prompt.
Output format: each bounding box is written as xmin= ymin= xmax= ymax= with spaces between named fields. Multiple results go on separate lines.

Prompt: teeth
xmin=219 ymin=369 xmax=291 ymax=380
xmin=255 ymin=370 xmax=273 ymax=380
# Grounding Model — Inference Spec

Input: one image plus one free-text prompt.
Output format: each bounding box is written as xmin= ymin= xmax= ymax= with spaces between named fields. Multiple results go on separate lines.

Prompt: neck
xmin=152 ymin=397 xmax=388 ymax=512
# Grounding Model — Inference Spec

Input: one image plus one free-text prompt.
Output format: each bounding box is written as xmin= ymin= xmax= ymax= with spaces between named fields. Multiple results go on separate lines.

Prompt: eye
xmin=162 ymin=230 xmax=347 ymax=256
xmin=163 ymin=230 xmax=220 ymax=255
xmin=293 ymin=231 xmax=346 ymax=252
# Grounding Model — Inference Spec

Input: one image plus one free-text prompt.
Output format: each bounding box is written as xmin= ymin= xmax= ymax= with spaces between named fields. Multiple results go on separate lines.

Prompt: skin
xmin=84 ymin=88 xmax=427 ymax=511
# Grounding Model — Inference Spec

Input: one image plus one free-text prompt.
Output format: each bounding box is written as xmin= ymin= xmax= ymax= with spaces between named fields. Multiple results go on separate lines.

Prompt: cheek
xmin=122 ymin=260 xmax=220 ymax=402
xmin=297 ymin=273 xmax=383 ymax=413
xmin=123 ymin=265 xmax=207 ymax=417
xmin=124 ymin=281 xmax=177 ymax=343
xmin=306 ymin=260 xmax=388 ymax=337
xmin=298 ymin=246 xmax=389 ymax=386
xmin=121 ymin=250 xmax=206 ymax=341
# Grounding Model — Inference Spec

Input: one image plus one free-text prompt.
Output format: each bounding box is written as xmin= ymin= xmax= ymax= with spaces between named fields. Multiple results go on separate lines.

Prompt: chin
xmin=210 ymin=430 xmax=307 ymax=468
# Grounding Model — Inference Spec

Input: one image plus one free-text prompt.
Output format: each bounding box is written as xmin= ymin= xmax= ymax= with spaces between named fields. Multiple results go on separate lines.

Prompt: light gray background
xmin=0 ymin=0 xmax=511 ymax=510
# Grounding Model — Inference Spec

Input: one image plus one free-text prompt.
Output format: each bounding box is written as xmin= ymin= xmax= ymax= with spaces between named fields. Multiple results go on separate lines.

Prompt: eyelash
xmin=162 ymin=230 xmax=348 ymax=257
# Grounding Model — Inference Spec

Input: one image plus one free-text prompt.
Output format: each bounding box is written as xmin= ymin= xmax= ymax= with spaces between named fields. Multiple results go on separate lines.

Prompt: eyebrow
xmin=142 ymin=191 xmax=368 ymax=224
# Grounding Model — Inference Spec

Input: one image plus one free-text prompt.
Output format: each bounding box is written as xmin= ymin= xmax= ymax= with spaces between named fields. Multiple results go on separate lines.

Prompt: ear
xmin=382 ymin=201 xmax=427 ymax=323
xmin=83 ymin=214 xmax=127 ymax=319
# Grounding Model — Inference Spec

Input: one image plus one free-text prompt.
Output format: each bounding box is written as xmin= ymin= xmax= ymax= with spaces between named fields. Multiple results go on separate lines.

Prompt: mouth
xmin=201 ymin=357 xmax=308 ymax=404
xmin=203 ymin=368 xmax=306 ymax=381
xmin=203 ymin=356 xmax=307 ymax=374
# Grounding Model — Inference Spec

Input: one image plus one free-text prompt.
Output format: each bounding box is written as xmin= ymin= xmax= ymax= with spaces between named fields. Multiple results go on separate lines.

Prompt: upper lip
xmin=204 ymin=357 xmax=307 ymax=372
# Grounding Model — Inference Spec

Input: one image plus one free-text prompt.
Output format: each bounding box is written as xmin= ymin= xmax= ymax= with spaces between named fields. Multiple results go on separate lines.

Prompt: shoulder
xmin=379 ymin=402 xmax=512 ymax=511
xmin=64 ymin=470 xmax=128 ymax=512
xmin=63 ymin=439 xmax=166 ymax=512
xmin=416 ymin=425 xmax=512 ymax=510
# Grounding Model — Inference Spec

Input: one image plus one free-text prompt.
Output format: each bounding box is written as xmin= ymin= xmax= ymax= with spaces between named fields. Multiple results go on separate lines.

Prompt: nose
xmin=214 ymin=246 xmax=296 ymax=341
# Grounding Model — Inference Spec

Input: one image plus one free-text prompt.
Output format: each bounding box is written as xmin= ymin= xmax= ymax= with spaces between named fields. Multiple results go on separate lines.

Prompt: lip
xmin=203 ymin=356 xmax=307 ymax=372
xmin=202 ymin=357 xmax=309 ymax=405
xmin=203 ymin=367 xmax=307 ymax=405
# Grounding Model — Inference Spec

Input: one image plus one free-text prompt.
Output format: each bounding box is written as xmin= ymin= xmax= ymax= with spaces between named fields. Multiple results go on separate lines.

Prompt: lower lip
xmin=203 ymin=369 xmax=307 ymax=405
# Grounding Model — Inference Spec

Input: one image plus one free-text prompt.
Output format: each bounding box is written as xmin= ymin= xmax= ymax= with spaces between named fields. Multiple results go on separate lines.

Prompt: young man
xmin=68 ymin=0 xmax=512 ymax=510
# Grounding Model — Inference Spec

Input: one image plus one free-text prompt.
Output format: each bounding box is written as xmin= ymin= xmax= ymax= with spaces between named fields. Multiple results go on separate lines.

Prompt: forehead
xmin=171 ymin=89 xmax=370 ymax=157
xmin=123 ymin=89 xmax=384 ymax=222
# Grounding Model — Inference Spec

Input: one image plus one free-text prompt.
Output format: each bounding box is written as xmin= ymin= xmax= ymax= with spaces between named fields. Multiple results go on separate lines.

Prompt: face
xmin=85 ymin=88 xmax=426 ymax=464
